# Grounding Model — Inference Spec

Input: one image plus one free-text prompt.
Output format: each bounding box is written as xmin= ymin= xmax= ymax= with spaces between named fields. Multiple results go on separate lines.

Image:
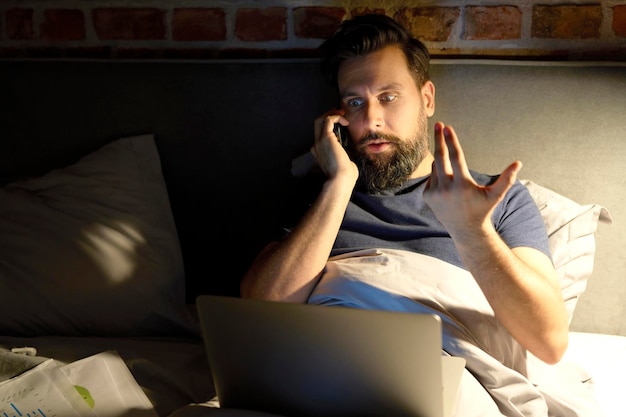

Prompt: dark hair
xmin=319 ymin=14 xmax=430 ymax=91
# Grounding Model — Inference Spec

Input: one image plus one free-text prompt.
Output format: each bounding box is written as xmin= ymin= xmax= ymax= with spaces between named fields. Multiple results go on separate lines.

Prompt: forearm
xmin=453 ymin=226 xmax=569 ymax=364
xmin=240 ymin=175 xmax=356 ymax=303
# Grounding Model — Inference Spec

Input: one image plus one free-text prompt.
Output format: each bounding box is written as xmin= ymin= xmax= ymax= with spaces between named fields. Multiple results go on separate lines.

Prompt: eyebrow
xmin=340 ymin=83 xmax=404 ymax=99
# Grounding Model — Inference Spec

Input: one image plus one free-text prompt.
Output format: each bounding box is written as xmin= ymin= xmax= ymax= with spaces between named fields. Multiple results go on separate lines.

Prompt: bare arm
xmin=240 ymin=112 xmax=358 ymax=303
xmin=423 ymin=122 xmax=569 ymax=364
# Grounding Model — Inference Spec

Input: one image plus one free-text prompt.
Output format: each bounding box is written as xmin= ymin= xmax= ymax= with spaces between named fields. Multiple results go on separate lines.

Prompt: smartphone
xmin=333 ymin=124 xmax=350 ymax=148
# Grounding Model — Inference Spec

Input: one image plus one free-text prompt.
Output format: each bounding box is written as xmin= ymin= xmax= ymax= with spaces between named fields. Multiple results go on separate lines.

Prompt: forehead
xmin=337 ymin=44 xmax=416 ymax=96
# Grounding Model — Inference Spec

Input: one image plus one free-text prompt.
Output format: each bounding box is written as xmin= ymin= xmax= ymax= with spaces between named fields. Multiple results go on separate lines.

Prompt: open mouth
xmin=364 ymin=140 xmax=394 ymax=154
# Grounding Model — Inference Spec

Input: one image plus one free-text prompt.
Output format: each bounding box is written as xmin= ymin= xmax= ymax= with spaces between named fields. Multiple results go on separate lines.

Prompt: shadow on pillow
xmin=521 ymin=179 xmax=612 ymax=325
xmin=0 ymin=134 xmax=198 ymax=337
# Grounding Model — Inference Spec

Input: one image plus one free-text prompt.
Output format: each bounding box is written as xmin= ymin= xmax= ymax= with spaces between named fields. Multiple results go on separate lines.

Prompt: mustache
xmin=360 ymin=132 xmax=402 ymax=145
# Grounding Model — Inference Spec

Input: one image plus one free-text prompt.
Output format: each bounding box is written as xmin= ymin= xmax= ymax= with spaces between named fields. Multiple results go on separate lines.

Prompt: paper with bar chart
xmin=0 ymin=351 xmax=157 ymax=417
xmin=0 ymin=358 xmax=95 ymax=417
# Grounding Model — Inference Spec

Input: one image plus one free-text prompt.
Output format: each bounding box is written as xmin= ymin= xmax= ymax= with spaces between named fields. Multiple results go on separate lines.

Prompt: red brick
xmin=41 ymin=9 xmax=86 ymax=41
xmin=6 ymin=8 xmax=35 ymax=40
xmin=172 ymin=8 xmax=226 ymax=41
xmin=236 ymin=8 xmax=287 ymax=41
xmin=293 ymin=7 xmax=346 ymax=39
xmin=464 ymin=6 xmax=521 ymax=40
xmin=532 ymin=5 xmax=602 ymax=39
xmin=613 ymin=5 xmax=626 ymax=37
xmin=92 ymin=8 xmax=166 ymax=40
xmin=394 ymin=7 xmax=460 ymax=42
xmin=350 ymin=8 xmax=386 ymax=17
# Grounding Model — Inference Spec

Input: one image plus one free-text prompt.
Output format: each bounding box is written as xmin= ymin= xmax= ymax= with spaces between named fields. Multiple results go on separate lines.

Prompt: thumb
xmin=491 ymin=160 xmax=522 ymax=199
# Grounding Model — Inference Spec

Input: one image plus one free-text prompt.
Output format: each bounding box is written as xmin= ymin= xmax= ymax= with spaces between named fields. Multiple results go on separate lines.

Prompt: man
xmin=240 ymin=14 xmax=572 ymax=416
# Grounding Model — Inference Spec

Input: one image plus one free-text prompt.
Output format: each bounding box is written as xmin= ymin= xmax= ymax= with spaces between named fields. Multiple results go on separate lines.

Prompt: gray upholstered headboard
xmin=2 ymin=59 xmax=624 ymax=335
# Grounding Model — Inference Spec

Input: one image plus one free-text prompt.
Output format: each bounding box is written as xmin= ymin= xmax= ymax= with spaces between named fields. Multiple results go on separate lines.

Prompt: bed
xmin=0 ymin=58 xmax=625 ymax=417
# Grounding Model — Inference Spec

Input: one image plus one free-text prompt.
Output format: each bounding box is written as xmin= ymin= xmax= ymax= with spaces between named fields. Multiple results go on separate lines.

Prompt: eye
xmin=380 ymin=94 xmax=397 ymax=103
xmin=346 ymin=98 xmax=364 ymax=108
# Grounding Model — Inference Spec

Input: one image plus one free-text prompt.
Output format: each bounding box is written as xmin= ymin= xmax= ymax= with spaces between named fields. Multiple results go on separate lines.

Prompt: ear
xmin=421 ymin=80 xmax=435 ymax=117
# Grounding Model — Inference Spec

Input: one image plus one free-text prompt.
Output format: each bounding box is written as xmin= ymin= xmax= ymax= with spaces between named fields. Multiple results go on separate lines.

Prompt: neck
xmin=410 ymin=152 xmax=434 ymax=179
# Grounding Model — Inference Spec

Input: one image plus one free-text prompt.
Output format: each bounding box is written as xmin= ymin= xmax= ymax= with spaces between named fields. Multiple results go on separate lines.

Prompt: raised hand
xmin=423 ymin=121 xmax=522 ymax=240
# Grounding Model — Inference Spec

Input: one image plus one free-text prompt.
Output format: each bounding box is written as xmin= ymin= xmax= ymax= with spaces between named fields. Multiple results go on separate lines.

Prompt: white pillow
xmin=521 ymin=180 xmax=611 ymax=324
xmin=0 ymin=134 xmax=198 ymax=336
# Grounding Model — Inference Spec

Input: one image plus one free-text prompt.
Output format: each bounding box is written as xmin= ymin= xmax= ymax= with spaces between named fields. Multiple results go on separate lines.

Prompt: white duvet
xmin=308 ymin=248 xmax=605 ymax=417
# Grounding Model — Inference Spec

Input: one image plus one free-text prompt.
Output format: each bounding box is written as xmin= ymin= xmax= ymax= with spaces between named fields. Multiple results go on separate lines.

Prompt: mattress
xmin=563 ymin=332 xmax=626 ymax=417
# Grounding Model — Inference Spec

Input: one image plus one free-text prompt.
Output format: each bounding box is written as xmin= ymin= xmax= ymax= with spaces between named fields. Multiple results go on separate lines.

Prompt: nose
xmin=363 ymin=100 xmax=384 ymax=131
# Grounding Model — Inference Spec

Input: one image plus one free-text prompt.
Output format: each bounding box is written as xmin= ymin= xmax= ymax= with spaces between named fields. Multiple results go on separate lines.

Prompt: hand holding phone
xmin=333 ymin=123 xmax=350 ymax=148
xmin=292 ymin=116 xmax=349 ymax=178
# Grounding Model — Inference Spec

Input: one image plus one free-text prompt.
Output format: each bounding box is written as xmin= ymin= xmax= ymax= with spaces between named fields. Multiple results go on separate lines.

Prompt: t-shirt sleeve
xmin=493 ymin=180 xmax=551 ymax=260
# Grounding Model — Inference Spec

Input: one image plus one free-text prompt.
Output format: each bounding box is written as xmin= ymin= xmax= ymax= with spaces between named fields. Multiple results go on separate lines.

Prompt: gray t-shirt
xmin=331 ymin=171 xmax=551 ymax=269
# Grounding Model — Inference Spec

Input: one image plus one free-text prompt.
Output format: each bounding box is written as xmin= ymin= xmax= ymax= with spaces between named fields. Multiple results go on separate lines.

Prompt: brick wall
xmin=2 ymin=0 xmax=626 ymax=60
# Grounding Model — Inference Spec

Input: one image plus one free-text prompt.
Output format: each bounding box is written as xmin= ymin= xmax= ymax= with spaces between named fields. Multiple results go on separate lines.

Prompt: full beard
xmin=348 ymin=119 xmax=429 ymax=194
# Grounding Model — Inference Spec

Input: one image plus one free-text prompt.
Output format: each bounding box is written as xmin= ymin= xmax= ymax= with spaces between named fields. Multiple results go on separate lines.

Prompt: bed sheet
xmin=0 ymin=336 xmax=215 ymax=417
xmin=1 ymin=332 xmax=623 ymax=417
xmin=167 ymin=331 xmax=626 ymax=417
xmin=564 ymin=331 xmax=626 ymax=417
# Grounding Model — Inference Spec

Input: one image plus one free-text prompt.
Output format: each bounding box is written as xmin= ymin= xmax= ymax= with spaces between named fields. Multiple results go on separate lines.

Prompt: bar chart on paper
xmin=1 ymin=351 xmax=157 ymax=417
xmin=0 ymin=381 xmax=67 ymax=417
xmin=0 ymin=360 xmax=95 ymax=417
xmin=0 ymin=399 xmax=50 ymax=417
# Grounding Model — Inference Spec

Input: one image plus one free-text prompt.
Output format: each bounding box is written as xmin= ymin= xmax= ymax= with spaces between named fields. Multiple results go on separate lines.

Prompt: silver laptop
xmin=196 ymin=295 xmax=465 ymax=417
